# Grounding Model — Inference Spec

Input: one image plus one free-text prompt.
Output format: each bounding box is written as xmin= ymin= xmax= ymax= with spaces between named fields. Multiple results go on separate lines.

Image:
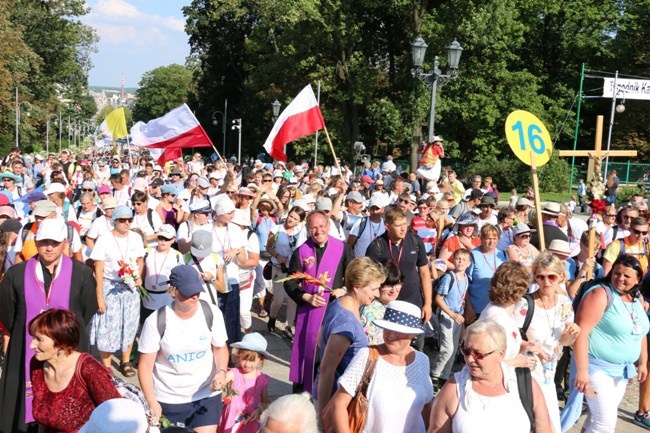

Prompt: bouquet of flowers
xmin=587 ymin=176 xmax=607 ymax=215
xmin=117 ymin=259 xmax=140 ymax=293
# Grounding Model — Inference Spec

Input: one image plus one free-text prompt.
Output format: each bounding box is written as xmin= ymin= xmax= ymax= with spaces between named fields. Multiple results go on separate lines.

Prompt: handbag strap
xmin=192 ymin=254 xmax=217 ymax=305
xmin=355 ymin=347 xmax=379 ymax=397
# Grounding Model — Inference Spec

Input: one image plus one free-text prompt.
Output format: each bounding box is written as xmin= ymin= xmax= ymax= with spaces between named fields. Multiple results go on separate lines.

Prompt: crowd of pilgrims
xmin=0 ymin=143 xmax=648 ymax=433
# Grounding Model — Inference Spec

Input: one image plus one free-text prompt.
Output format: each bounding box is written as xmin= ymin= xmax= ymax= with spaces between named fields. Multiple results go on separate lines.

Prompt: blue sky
xmin=82 ymin=0 xmax=192 ymax=88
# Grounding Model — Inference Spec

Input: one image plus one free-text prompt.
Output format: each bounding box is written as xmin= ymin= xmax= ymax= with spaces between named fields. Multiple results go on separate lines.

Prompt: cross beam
xmin=558 ymin=115 xmax=637 ymax=181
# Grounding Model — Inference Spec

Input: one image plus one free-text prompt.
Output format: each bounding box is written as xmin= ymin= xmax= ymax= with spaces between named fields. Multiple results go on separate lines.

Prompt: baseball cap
xmin=346 ymin=191 xmax=364 ymax=203
xmin=98 ymin=185 xmax=111 ymax=195
xmin=101 ymin=197 xmax=118 ymax=210
xmin=150 ymin=178 xmax=164 ymax=187
xmin=190 ymin=230 xmax=212 ymax=258
xmin=0 ymin=218 xmax=21 ymax=234
xmin=35 ymin=218 xmax=67 ymax=242
xmin=0 ymin=205 xmax=16 ymax=218
xmin=44 ymin=183 xmax=66 ymax=196
xmin=157 ymin=224 xmax=176 ymax=240
xmin=189 ymin=199 xmax=212 ymax=213
xmin=316 ymin=197 xmax=333 ymax=212
xmin=465 ymin=189 xmax=483 ymax=201
xmin=169 ymin=265 xmax=204 ymax=297
xmin=33 ymin=200 xmax=57 ymax=217
xmin=360 ymin=175 xmax=374 ymax=184
xmin=78 ymin=398 xmax=147 ymax=433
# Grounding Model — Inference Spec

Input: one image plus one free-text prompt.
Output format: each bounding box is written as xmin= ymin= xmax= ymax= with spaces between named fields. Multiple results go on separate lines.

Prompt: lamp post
xmin=46 ymin=113 xmax=60 ymax=155
xmin=271 ymin=100 xmax=281 ymax=123
xmin=411 ymin=36 xmax=463 ymax=143
xmin=15 ymin=88 xmax=32 ymax=149
xmin=232 ymin=119 xmax=242 ymax=165
xmin=603 ymin=70 xmax=626 ymax=179
xmin=211 ymin=99 xmax=228 ymax=157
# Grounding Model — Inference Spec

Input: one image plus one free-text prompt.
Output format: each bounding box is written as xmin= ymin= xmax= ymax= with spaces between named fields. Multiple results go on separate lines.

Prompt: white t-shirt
xmin=77 ymin=208 xmax=101 ymax=237
xmin=86 ymin=215 xmax=113 ymax=240
xmin=132 ymin=209 xmax=163 ymax=245
xmin=138 ymin=302 xmax=228 ymax=404
xmin=212 ymin=223 xmax=247 ymax=290
xmin=338 ymin=347 xmax=433 ymax=433
xmin=350 ymin=217 xmax=385 ymax=258
xmin=176 ymin=220 xmax=212 ymax=244
xmin=113 ymin=187 xmax=131 ymax=206
xmin=89 ymin=231 xmax=146 ymax=280
xmin=479 ymin=302 xmax=524 ymax=361
xmin=143 ymin=247 xmax=184 ymax=310
xmin=185 ymin=253 xmax=221 ymax=305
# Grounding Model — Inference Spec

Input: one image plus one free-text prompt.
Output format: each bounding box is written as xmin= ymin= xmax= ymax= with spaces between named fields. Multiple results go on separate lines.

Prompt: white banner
xmin=603 ymin=78 xmax=650 ymax=100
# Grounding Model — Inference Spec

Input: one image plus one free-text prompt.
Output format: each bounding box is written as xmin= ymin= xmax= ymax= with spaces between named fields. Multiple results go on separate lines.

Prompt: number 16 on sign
xmin=505 ymin=110 xmax=553 ymax=251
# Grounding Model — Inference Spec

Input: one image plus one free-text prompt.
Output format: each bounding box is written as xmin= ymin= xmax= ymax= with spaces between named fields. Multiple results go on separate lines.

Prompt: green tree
xmin=132 ymin=64 xmax=193 ymax=122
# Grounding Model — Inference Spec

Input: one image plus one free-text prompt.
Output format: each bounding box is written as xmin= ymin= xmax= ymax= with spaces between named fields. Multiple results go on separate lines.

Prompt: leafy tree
xmin=132 ymin=64 xmax=193 ymax=122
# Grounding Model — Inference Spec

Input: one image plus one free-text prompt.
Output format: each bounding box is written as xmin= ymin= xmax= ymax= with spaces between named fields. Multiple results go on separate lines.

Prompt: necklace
xmin=538 ymin=294 xmax=558 ymax=335
xmin=112 ymin=231 xmax=130 ymax=262
xmin=480 ymin=250 xmax=497 ymax=273
xmin=471 ymin=380 xmax=501 ymax=410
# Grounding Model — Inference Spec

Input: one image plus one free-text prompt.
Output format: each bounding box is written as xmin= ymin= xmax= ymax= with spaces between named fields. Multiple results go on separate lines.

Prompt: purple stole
xmin=23 ymin=256 xmax=73 ymax=423
xmin=289 ymin=236 xmax=343 ymax=391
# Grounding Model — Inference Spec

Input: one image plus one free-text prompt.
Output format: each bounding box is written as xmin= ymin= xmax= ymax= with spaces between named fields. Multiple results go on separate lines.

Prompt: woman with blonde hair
xmin=313 ymin=257 xmax=386 ymax=415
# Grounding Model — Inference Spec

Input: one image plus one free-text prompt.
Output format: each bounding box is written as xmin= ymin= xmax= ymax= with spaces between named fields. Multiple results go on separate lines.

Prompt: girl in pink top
xmin=218 ymin=333 xmax=270 ymax=433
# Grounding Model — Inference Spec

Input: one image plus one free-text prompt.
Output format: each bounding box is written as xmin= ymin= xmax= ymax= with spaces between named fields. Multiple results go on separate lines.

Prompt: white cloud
xmin=92 ymin=23 xmax=168 ymax=47
xmin=91 ymin=0 xmax=184 ymax=32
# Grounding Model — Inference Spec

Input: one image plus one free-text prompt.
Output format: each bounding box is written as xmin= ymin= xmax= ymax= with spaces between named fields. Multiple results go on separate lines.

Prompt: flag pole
xmin=314 ymin=80 xmax=321 ymax=168
xmin=322 ymin=125 xmax=341 ymax=173
xmin=185 ymin=103 xmax=228 ymax=166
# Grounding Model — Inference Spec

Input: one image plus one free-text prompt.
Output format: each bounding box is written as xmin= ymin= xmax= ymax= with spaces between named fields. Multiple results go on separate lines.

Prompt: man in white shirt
xmin=348 ymin=193 xmax=388 ymax=257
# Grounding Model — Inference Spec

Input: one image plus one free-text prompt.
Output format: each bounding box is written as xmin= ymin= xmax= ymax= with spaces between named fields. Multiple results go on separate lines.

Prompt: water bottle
xmin=543 ymin=352 xmax=556 ymax=385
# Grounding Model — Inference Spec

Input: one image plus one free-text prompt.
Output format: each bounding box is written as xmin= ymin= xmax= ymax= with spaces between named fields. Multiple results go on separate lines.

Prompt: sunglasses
xmin=115 ymin=218 xmax=133 ymax=224
xmin=517 ymin=234 xmax=531 ymax=239
xmin=82 ymin=188 xmax=94 ymax=192
xmin=633 ymin=229 xmax=648 ymax=236
xmin=133 ymin=202 xmax=145 ymax=206
xmin=226 ymin=191 xmax=236 ymax=195
xmin=164 ymin=193 xmax=176 ymax=197
xmin=535 ymin=273 xmax=559 ymax=283
xmin=460 ymin=344 xmax=497 ymax=361
xmin=399 ymin=199 xmax=410 ymax=204
xmin=2 ymin=178 xmax=13 ymax=182
xmin=263 ymin=179 xmax=272 ymax=183
xmin=157 ymin=236 xmax=173 ymax=241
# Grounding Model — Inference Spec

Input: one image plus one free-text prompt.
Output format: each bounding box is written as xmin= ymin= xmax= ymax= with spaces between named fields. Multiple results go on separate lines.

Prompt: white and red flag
xmin=131 ymin=104 xmax=213 ymax=165
xmin=263 ymin=84 xmax=325 ymax=162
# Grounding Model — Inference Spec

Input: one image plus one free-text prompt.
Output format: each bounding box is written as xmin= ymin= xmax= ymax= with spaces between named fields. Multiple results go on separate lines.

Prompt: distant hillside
xmin=89 ymin=86 xmax=138 ymax=93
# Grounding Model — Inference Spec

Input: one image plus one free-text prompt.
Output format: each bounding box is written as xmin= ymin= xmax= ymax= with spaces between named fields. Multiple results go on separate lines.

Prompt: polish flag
xmin=131 ymin=104 xmax=213 ymax=165
xmin=263 ymin=84 xmax=325 ymax=162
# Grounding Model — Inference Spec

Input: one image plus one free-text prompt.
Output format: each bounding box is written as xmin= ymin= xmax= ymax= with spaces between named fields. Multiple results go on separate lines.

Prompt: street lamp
xmin=15 ymin=88 xmax=32 ymax=149
xmin=232 ymin=119 xmax=242 ymax=165
xmin=604 ymin=83 xmax=626 ymax=178
xmin=411 ymin=36 xmax=463 ymax=143
xmin=271 ymin=100 xmax=281 ymax=123
xmin=46 ymin=113 xmax=60 ymax=155
xmin=211 ymin=99 xmax=228 ymax=157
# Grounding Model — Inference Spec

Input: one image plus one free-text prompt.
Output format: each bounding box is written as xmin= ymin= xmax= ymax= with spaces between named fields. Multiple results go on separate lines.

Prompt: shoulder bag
xmin=322 ymin=346 xmax=379 ymax=433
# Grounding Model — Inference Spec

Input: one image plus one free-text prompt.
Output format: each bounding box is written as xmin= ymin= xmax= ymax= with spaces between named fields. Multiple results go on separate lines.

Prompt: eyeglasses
xmin=157 ymin=236 xmax=172 ymax=241
xmin=133 ymin=202 xmax=145 ymax=206
xmin=517 ymin=234 xmax=531 ymax=239
xmin=633 ymin=229 xmax=648 ymax=236
xmin=460 ymin=344 xmax=497 ymax=361
xmin=115 ymin=218 xmax=133 ymax=224
xmin=399 ymin=199 xmax=410 ymax=204
xmin=535 ymin=273 xmax=559 ymax=283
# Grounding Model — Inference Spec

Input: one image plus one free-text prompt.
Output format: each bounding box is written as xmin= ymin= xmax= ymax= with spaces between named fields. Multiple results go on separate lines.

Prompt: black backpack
xmin=156 ymin=299 xmax=214 ymax=339
xmin=519 ymin=294 xmax=535 ymax=341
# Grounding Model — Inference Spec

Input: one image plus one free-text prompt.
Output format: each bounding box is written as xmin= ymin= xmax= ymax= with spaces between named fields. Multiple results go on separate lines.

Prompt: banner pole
xmin=322 ymin=125 xmax=341 ymax=173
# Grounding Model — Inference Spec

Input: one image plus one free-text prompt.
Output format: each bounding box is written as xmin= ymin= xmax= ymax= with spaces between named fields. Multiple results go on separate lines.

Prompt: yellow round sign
xmin=505 ymin=110 xmax=553 ymax=167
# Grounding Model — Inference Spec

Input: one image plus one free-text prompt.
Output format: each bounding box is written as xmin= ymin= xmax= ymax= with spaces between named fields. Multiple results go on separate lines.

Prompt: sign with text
xmin=505 ymin=110 xmax=553 ymax=167
xmin=603 ymin=78 xmax=650 ymax=101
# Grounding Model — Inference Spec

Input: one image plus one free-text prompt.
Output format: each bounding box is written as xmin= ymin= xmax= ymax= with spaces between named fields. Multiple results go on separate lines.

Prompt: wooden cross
xmin=558 ymin=115 xmax=637 ymax=181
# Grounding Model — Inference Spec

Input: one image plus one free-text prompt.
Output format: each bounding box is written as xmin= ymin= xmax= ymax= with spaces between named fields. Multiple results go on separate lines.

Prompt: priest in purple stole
xmin=285 ymin=212 xmax=353 ymax=393
xmin=0 ymin=218 xmax=97 ymax=433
